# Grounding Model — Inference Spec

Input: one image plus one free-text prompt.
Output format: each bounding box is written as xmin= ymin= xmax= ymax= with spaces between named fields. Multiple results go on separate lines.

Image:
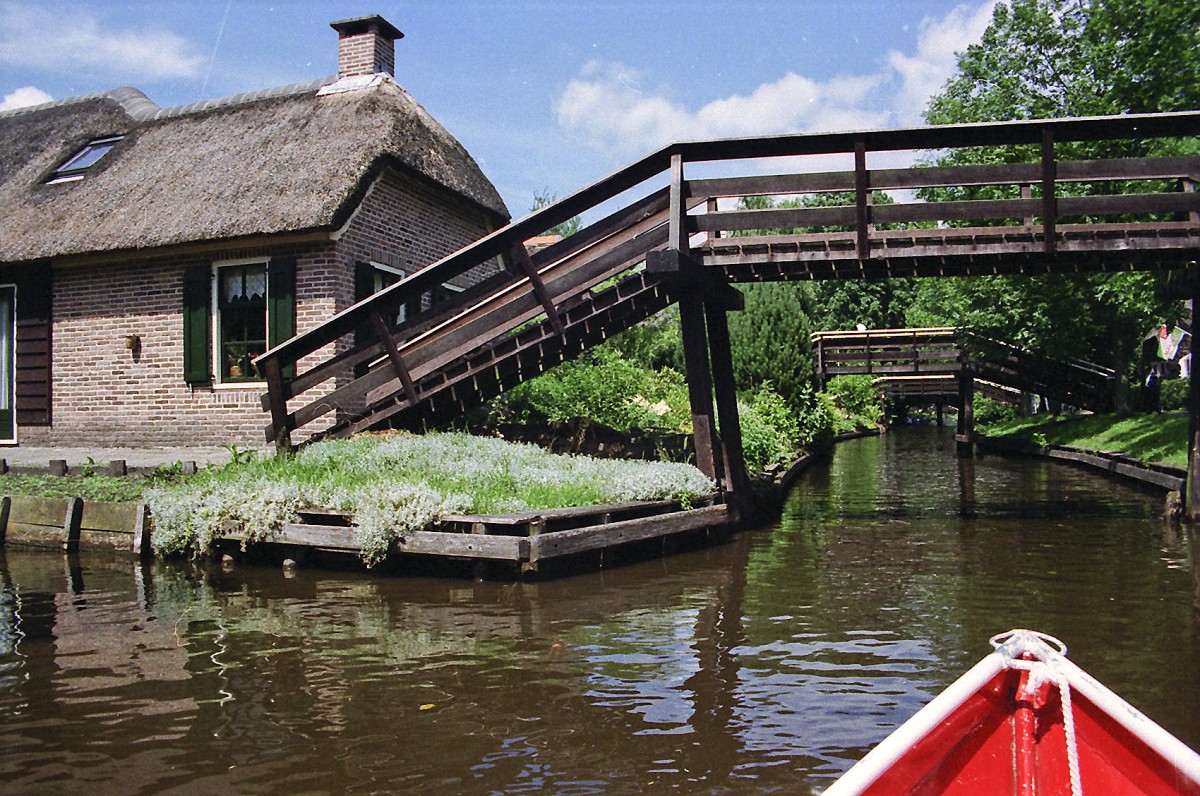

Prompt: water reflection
xmin=0 ymin=426 xmax=1196 ymax=794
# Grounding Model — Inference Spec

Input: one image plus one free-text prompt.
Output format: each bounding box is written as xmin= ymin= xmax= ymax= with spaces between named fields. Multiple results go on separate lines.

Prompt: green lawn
xmin=984 ymin=412 xmax=1189 ymax=467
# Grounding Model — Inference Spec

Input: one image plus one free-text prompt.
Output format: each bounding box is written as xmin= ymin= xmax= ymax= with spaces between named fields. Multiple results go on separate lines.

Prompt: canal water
xmin=1 ymin=426 xmax=1197 ymax=794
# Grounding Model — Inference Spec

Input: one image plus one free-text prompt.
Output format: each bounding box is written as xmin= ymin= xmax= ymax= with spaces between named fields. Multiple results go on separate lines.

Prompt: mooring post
xmin=1187 ymin=265 xmax=1200 ymax=520
xmin=62 ymin=497 xmax=83 ymax=552
xmin=0 ymin=495 xmax=9 ymax=547
xmin=132 ymin=503 xmax=153 ymax=559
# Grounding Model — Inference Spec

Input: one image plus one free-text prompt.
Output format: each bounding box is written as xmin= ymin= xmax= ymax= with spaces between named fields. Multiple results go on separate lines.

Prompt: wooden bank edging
xmin=241 ymin=495 xmax=731 ymax=571
xmin=0 ymin=495 xmax=152 ymax=556
xmin=977 ymin=435 xmax=1186 ymax=493
xmin=0 ymin=490 xmax=735 ymax=574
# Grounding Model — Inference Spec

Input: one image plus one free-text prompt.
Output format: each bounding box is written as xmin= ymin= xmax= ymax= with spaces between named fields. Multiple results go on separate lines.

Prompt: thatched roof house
xmin=0 ymin=14 xmax=510 ymax=448
xmin=0 ymin=72 xmax=505 ymax=263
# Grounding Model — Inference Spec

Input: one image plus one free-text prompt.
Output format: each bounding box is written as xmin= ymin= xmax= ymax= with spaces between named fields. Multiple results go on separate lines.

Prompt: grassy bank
xmin=144 ymin=432 xmax=715 ymax=565
xmin=983 ymin=412 xmax=1188 ymax=467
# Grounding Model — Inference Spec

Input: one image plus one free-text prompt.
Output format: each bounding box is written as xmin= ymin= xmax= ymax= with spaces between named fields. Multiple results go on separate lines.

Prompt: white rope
xmin=990 ymin=630 xmax=1083 ymax=796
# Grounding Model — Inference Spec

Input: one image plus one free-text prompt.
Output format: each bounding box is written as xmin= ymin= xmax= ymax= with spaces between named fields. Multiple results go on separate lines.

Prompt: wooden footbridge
xmin=811 ymin=326 xmax=1118 ymax=449
xmin=255 ymin=111 xmax=1200 ymax=512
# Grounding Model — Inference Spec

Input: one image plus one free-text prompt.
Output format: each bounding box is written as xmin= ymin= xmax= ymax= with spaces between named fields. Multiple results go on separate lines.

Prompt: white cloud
xmin=556 ymin=62 xmax=890 ymax=157
xmin=887 ymin=1 xmax=999 ymax=125
xmin=555 ymin=2 xmax=999 ymax=159
xmin=0 ymin=3 xmax=203 ymax=81
xmin=0 ymin=85 xmax=53 ymax=111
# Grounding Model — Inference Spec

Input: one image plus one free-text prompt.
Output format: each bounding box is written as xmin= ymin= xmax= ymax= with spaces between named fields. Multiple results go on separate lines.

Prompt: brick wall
xmin=21 ymin=243 xmax=343 ymax=448
xmin=19 ymin=165 xmax=501 ymax=448
xmin=336 ymin=167 xmax=503 ymax=286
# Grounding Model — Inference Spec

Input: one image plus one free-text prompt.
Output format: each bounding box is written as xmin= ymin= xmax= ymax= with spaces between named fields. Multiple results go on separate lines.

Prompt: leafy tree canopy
xmin=914 ymin=0 xmax=1197 ymax=388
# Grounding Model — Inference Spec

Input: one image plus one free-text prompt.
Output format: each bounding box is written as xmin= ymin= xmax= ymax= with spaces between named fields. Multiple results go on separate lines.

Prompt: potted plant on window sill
xmin=224 ymin=346 xmax=262 ymax=379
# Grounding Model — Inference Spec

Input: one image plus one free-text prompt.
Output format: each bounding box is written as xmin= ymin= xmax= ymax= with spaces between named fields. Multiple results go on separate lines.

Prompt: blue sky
xmin=0 ymin=1 xmax=999 ymax=219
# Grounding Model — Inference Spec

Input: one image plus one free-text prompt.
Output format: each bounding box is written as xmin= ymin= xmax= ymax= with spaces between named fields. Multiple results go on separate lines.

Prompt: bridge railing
xmin=256 ymin=112 xmax=1200 ymax=445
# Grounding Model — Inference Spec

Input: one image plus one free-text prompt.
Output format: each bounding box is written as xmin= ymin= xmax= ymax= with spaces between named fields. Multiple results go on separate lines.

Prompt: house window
xmin=215 ymin=261 xmax=268 ymax=382
xmin=182 ymin=258 xmax=294 ymax=386
xmin=46 ymin=136 xmax=123 ymax=184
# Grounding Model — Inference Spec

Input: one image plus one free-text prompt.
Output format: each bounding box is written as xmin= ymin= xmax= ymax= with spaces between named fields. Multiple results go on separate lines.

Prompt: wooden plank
xmin=370 ymin=311 xmax=420 ymax=404
xmin=270 ymin=524 xmax=362 ymax=552
xmin=512 ymin=244 xmax=565 ymax=335
xmin=392 ymin=529 xmax=524 ymax=560
xmin=79 ymin=501 xmax=140 ymax=533
xmin=687 ymin=157 xmax=1200 ymax=199
xmin=530 ymin=504 xmax=730 ymax=561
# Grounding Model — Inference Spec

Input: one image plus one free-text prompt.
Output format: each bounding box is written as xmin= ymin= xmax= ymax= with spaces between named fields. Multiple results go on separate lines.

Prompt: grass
xmin=0 ymin=461 xmax=190 ymax=502
xmin=983 ymin=411 xmax=1189 ymax=467
xmin=145 ymin=431 xmax=716 ymax=566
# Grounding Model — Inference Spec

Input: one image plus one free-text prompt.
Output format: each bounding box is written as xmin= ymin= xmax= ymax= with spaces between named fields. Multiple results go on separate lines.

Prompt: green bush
xmin=794 ymin=387 xmax=835 ymax=451
xmin=1160 ymin=377 xmax=1189 ymax=411
xmin=974 ymin=395 xmax=1019 ymax=426
xmin=494 ymin=348 xmax=689 ymax=433
xmin=825 ymin=375 xmax=883 ymax=429
xmin=737 ymin=384 xmax=803 ymax=471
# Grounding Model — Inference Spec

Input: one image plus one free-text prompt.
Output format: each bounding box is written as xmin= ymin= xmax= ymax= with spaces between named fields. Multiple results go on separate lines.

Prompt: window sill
xmin=211 ymin=381 xmax=264 ymax=391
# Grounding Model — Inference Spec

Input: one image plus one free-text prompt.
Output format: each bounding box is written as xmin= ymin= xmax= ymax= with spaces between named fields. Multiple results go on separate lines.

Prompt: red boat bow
xmin=823 ymin=630 xmax=1200 ymax=795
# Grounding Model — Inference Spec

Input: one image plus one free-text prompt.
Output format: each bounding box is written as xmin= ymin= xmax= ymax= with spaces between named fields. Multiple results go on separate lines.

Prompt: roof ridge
xmin=0 ymin=86 xmax=159 ymax=120
xmin=0 ymin=76 xmax=338 ymax=122
xmin=151 ymin=76 xmax=337 ymax=120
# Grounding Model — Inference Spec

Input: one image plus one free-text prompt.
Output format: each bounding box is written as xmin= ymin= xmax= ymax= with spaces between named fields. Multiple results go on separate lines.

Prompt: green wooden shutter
xmin=267 ymin=257 xmax=297 ymax=380
xmin=12 ymin=268 xmax=52 ymax=425
xmin=354 ymin=262 xmax=375 ymax=378
xmin=182 ymin=265 xmax=211 ymax=384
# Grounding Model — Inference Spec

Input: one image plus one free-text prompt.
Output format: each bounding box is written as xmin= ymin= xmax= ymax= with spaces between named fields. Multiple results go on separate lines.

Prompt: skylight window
xmin=46 ymin=136 xmax=123 ymax=184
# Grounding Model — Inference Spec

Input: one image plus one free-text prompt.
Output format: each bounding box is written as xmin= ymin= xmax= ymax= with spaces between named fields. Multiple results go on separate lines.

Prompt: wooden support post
xmin=706 ymin=304 xmax=749 ymax=501
xmin=262 ymin=357 xmax=293 ymax=453
xmin=370 ymin=311 xmax=419 ymax=405
xmin=1041 ymin=129 xmax=1057 ymax=255
xmin=854 ymin=140 xmax=871 ymax=261
xmin=512 ymin=244 xmax=565 ymax=335
xmin=133 ymin=503 xmax=153 ymax=559
xmin=1187 ymin=265 xmax=1200 ymax=520
xmin=669 ymin=153 xmax=721 ymax=481
xmin=680 ymin=292 xmax=720 ymax=481
xmin=62 ymin=497 xmax=83 ymax=552
xmin=957 ymin=368 xmax=975 ymax=459
xmin=0 ymin=495 xmax=9 ymax=547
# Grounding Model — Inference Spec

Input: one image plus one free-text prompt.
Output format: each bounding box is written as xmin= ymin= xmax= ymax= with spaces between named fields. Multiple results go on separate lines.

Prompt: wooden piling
xmin=62 ymin=497 xmax=83 ymax=552
xmin=132 ymin=503 xmax=152 ymax=559
xmin=0 ymin=495 xmax=9 ymax=547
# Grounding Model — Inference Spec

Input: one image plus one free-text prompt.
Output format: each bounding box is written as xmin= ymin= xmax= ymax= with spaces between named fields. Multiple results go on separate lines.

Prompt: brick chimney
xmin=330 ymin=15 xmax=404 ymax=79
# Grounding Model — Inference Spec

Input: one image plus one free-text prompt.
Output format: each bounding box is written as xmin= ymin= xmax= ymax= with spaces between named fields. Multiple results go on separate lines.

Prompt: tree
xmin=915 ymin=0 xmax=1198 ymax=406
xmin=530 ymin=189 xmax=583 ymax=238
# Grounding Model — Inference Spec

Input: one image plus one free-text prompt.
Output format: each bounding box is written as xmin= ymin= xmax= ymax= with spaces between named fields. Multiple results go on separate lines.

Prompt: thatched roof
xmin=0 ymin=76 xmax=508 ymax=263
